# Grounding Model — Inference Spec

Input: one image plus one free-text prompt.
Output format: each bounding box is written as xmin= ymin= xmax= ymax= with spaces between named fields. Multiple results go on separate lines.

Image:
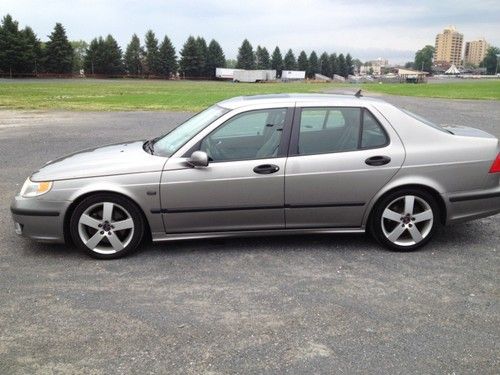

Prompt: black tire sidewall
xmin=70 ymin=193 xmax=145 ymax=259
xmin=370 ymin=188 xmax=440 ymax=252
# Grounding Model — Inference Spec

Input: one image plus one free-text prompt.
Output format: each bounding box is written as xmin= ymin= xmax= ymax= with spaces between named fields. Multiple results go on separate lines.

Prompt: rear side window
xmin=297 ymin=107 xmax=388 ymax=155
xmin=361 ymin=110 xmax=388 ymax=148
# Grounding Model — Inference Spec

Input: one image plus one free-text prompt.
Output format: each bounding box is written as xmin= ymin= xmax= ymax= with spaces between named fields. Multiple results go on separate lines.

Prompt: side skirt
xmin=152 ymin=227 xmax=365 ymax=242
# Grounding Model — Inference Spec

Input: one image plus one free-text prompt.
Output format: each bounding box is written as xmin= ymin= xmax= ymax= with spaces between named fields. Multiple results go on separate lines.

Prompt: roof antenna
xmin=354 ymin=89 xmax=363 ymax=98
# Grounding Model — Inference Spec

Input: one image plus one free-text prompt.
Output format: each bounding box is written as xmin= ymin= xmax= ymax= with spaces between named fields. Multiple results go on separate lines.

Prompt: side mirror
xmin=188 ymin=150 xmax=209 ymax=167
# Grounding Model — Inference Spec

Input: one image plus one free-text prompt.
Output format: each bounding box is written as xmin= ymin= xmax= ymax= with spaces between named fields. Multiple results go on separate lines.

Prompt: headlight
xmin=19 ymin=178 xmax=53 ymax=198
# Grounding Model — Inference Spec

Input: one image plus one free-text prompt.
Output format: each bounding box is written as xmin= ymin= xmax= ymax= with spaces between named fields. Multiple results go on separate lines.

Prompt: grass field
xmin=0 ymin=79 xmax=498 ymax=111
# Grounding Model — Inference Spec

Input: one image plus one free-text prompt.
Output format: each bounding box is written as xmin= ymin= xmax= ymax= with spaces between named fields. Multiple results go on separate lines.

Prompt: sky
xmin=3 ymin=0 xmax=500 ymax=64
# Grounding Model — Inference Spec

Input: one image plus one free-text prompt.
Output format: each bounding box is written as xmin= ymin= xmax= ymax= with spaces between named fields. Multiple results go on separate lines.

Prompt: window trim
xmin=289 ymin=106 xmax=390 ymax=157
xmin=183 ymin=107 xmax=295 ymax=163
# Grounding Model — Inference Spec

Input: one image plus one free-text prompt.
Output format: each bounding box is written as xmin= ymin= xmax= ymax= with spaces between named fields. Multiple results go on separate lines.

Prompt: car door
xmin=285 ymin=104 xmax=405 ymax=228
xmin=160 ymin=106 xmax=294 ymax=234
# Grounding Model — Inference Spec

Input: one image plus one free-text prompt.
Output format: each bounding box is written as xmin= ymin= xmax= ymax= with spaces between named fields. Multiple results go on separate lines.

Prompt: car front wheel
xmin=371 ymin=189 xmax=439 ymax=251
xmin=70 ymin=193 xmax=145 ymax=259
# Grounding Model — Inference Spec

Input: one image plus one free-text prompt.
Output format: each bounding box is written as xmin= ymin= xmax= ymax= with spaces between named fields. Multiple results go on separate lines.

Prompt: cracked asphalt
xmin=0 ymin=95 xmax=499 ymax=374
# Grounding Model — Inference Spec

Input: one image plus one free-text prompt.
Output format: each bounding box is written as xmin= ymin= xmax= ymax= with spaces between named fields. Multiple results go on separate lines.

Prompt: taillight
xmin=489 ymin=153 xmax=500 ymax=173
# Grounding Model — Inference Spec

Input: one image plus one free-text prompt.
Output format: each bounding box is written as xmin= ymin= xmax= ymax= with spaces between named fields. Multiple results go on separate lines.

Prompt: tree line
xmin=0 ymin=14 xmax=356 ymax=78
xmin=235 ymin=39 xmax=355 ymax=78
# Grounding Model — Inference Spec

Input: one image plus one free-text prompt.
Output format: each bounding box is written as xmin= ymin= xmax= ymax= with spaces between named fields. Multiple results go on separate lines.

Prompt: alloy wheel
xmin=381 ymin=195 xmax=434 ymax=247
xmin=77 ymin=202 xmax=135 ymax=254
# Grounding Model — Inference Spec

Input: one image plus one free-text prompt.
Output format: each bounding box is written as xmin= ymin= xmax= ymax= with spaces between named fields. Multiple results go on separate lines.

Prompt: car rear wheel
xmin=370 ymin=189 xmax=439 ymax=251
xmin=70 ymin=193 xmax=145 ymax=259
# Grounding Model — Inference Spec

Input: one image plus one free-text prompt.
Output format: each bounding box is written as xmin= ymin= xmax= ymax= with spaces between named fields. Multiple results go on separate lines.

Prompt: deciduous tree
xmin=414 ymin=45 xmax=434 ymax=73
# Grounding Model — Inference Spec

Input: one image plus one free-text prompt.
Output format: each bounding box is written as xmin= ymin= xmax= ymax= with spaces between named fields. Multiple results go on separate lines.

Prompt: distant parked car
xmin=11 ymin=94 xmax=500 ymax=259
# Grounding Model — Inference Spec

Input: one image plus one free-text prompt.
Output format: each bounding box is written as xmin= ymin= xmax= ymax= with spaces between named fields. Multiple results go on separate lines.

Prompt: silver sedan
xmin=11 ymin=94 xmax=500 ymax=259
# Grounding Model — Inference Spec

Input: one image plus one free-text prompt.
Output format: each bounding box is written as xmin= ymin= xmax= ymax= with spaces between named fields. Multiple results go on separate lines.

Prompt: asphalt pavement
xmin=0 ymin=96 xmax=499 ymax=374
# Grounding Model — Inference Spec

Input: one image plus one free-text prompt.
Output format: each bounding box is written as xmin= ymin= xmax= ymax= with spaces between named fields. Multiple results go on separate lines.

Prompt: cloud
xmin=4 ymin=0 xmax=500 ymax=63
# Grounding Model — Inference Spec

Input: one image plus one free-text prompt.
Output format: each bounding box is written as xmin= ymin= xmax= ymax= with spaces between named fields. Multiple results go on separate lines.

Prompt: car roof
xmin=217 ymin=93 xmax=386 ymax=109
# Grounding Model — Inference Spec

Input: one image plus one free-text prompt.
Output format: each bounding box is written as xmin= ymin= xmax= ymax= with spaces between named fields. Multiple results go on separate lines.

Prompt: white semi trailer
xmin=281 ymin=70 xmax=306 ymax=81
xmin=215 ymin=68 xmax=243 ymax=80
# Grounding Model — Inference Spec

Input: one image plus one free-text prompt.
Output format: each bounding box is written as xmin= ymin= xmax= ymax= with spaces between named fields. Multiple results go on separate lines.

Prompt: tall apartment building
xmin=434 ymin=26 xmax=464 ymax=66
xmin=464 ymin=39 xmax=489 ymax=66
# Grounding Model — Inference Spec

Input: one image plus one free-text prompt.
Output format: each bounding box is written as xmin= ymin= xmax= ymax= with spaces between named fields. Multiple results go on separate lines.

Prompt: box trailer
xmin=281 ymin=70 xmax=306 ymax=80
xmin=215 ymin=68 xmax=243 ymax=80
xmin=233 ymin=70 xmax=268 ymax=83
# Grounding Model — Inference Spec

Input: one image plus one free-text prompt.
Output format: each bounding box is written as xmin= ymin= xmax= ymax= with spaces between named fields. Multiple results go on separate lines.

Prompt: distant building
xmin=359 ymin=58 xmax=389 ymax=75
xmin=464 ymin=38 xmax=489 ymax=66
xmin=434 ymin=26 xmax=463 ymax=66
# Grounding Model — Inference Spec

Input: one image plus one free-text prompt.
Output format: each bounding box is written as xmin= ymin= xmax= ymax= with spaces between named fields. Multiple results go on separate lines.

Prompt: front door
xmin=285 ymin=105 xmax=405 ymax=228
xmin=160 ymin=107 xmax=293 ymax=233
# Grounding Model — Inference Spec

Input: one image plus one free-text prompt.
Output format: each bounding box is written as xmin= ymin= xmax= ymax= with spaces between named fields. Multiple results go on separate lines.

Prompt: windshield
xmin=401 ymin=108 xmax=451 ymax=134
xmin=153 ymin=105 xmax=229 ymax=157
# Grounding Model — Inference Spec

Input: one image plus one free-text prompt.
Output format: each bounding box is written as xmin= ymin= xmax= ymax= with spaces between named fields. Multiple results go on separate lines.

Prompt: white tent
xmin=445 ymin=64 xmax=460 ymax=75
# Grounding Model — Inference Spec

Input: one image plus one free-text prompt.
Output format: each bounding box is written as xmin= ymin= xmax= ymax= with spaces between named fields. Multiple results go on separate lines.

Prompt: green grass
xmin=0 ymin=79 xmax=343 ymax=112
xmin=361 ymin=80 xmax=500 ymax=100
xmin=0 ymin=79 xmax=498 ymax=112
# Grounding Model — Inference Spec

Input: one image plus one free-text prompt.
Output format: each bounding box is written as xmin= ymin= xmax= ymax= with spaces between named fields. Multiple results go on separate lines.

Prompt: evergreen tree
xmin=329 ymin=53 xmax=338 ymax=76
xmin=21 ymin=26 xmax=42 ymax=73
xmin=345 ymin=53 xmax=354 ymax=76
xmin=44 ymin=23 xmax=73 ymax=73
xmin=206 ymin=39 xmax=225 ymax=78
xmin=144 ymin=30 xmax=161 ymax=75
xmin=283 ymin=49 xmax=297 ymax=70
xmin=307 ymin=51 xmax=319 ymax=78
xmin=124 ymin=34 xmax=144 ymax=75
xmin=319 ymin=52 xmax=331 ymax=77
xmin=255 ymin=46 xmax=270 ymax=69
xmin=103 ymin=34 xmax=123 ymax=75
xmin=83 ymin=36 xmax=122 ymax=75
xmin=84 ymin=37 xmax=101 ymax=74
xmin=195 ymin=37 xmax=208 ymax=76
xmin=158 ymin=35 xmax=177 ymax=77
xmin=0 ymin=14 xmax=40 ymax=74
xmin=179 ymin=36 xmax=203 ymax=78
xmin=70 ymin=40 xmax=88 ymax=73
xmin=271 ymin=46 xmax=283 ymax=76
xmin=337 ymin=53 xmax=347 ymax=77
xmin=297 ymin=50 xmax=308 ymax=73
xmin=236 ymin=39 xmax=255 ymax=69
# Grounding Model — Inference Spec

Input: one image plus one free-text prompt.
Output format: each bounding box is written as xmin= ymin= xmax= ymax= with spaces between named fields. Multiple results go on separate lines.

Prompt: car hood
xmin=31 ymin=141 xmax=167 ymax=181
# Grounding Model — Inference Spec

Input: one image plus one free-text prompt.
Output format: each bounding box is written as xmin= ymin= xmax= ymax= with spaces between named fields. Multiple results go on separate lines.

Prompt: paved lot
xmin=0 ymin=96 xmax=499 ymax=374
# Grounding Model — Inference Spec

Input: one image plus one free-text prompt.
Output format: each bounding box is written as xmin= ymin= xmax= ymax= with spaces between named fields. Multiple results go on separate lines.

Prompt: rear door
xmin=285 ymin=104 xmax=405 ymax=228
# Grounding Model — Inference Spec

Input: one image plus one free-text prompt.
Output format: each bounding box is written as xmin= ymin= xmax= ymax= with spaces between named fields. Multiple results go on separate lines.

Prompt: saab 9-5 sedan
xmin=11 ymin=94 xmax=500 ymax=258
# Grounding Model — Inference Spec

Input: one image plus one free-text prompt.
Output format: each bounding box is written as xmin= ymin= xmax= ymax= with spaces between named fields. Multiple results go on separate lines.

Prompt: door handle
xmin=365 ymin=155 xmax=391 ymax=166
xmin=253 ymin=164 xmax=280 ymax=174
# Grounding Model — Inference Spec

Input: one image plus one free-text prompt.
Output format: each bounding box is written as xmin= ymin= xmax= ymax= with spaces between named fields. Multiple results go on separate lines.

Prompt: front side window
xmin=297 ymin=107 xmax=389 ymax=155
xmin=154 ymin=105 xmax=229 ymax=157
xmin=200 ymin=108 xmax=287 ymax=162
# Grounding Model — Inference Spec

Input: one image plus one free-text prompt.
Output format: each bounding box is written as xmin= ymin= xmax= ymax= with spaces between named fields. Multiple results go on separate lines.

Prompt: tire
xmin=70 ymin=193 xmax=145 ymax=259
xmin=370 ymin=188 xmax=440 ymax=252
